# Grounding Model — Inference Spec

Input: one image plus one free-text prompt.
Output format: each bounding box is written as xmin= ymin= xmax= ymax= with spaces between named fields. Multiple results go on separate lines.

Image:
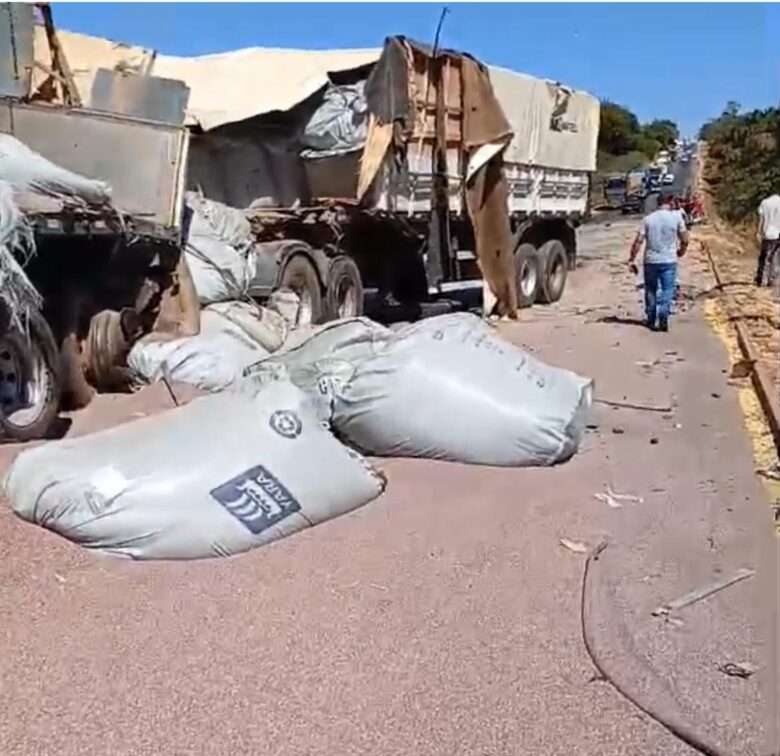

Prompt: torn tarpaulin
xmin=364 ymin=37 xmax=518 ymax=316
xmin=300 ymin=81 xmax=369 ymax=159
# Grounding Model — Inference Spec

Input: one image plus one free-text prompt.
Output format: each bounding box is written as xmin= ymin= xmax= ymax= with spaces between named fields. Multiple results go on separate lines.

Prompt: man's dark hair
xmin=658 ymin=192 xmax=674 ymax=206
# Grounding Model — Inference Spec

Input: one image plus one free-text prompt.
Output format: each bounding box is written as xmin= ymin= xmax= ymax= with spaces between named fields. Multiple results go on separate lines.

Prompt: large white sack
xmin=4 ymin=380 xmax=386 ymax=560
xmin=329 ymin=313 xmax=593 ymax=466
xmin=204 ymin=300 xmax=288 ymax=353
xmin=128 ymin=300 xmax=291 ymax=394
xmin=185 ymin=193 xmax=256 ymax=304
xmin=245 ymin=317 xmax=392 ymax=421
xmin=0 ymin=134 xmax=111 ymax=205
xmin=128 ymin=326 xmax=267 ymax=393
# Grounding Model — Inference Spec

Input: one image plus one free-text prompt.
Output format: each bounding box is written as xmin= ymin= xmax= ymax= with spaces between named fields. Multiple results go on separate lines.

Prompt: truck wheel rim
xmin=296 ymin=289 xmax=314 ymax=326
xmin=550 ymin=257 xmax=565 ymax=292
xmin=520 ymin=261 xmax=537 ymax=298
xmin=336 ymin=276 xmax=357 ymax=318
xmin=0 ymin=335 xmax=48 ymax=428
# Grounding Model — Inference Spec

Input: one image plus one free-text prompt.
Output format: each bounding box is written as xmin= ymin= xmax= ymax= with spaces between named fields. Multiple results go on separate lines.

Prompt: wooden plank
xmin=38 ymin=3 xmax=82 ymax=107
xmin=652 ymin=568 xmax=756 ymax=616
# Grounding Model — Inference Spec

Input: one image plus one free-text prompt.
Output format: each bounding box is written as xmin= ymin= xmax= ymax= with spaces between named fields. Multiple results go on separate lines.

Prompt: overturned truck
xmin=175 ymin=37 xmax=599 ymax=320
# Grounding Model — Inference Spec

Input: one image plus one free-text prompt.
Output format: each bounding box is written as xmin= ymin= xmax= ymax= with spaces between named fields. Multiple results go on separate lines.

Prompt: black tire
xmin=0 ymin=309 xmax=61 ymax=442
xmin=278 ymin=255 xmax=324 ymax=326
xmin=536 ymin=239 xmax=568 ymax=304
xmin=514 ymin=243 xmax=541 ymax=308
xmin=325 ymin=256 xmax=364 ymax=321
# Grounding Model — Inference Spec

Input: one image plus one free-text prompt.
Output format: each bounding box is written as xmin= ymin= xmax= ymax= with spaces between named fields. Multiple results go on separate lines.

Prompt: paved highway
xmin=665 ymin=152 xmax=697 ymax=196
xmin=1 ymin=212 xmax=775 ymax=756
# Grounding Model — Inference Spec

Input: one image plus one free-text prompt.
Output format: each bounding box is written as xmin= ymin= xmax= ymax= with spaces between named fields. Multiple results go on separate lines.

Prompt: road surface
xmin=0 ymin=216 xmax=777 ymax=755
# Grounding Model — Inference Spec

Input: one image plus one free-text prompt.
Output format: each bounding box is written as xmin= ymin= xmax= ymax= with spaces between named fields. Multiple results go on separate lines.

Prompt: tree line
xmin=598 ymin=101 xmax=679 ymax=161
xmin=699 ymin=102 xmax=780 ymax=223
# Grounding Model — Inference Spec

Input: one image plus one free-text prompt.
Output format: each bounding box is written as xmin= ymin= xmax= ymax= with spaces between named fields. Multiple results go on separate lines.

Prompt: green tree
xmin=641 ymin=119 xmax=679 ymax=149
xmin=633 ymin=134 xmax=662 ymax=161
xmin=598 ymin=101 xmax=640 ymax=155
xmin=701 ymin=103 xmax=780 ymax=222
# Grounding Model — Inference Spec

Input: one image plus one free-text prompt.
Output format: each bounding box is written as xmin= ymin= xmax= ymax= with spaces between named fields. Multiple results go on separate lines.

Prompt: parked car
xmin=663 ymin=173 xmax=675 ymax=185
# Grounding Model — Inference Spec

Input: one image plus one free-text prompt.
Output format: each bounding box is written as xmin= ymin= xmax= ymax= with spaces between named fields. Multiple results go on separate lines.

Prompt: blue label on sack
xmin=210 ymin=465 xmax=301 ymax=535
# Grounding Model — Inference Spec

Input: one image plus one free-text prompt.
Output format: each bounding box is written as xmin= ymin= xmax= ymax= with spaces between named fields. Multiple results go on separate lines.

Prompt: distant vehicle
xmin=680 ymin=155 xmax=689 ymax=164
xmin=663 ymin=173 xmax=675 ymax=185
xmin=646 ymin=166 xmax=663 ymax=191
xmin=621 ymin=191 xmax=645 ymax=215
xmin=604 ymin=176 xmax=627 ymax=208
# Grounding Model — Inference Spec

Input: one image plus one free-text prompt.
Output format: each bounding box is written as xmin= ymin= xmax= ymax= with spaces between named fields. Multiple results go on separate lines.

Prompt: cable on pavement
xmin=580 ymin=539 xmax=777 ymax=756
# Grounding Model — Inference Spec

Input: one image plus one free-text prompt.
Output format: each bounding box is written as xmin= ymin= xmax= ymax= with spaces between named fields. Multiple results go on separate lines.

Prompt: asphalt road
xmin=0 ymin=215 xmax=777 ymax=755
xmin=666 ymin=155 xmax=697 ymax=196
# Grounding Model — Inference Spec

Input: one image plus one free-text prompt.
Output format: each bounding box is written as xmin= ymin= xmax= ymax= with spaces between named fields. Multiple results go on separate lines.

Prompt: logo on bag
xmin=269 ymin=410 xmax=302 ymax=439
xmin=210 ymin=465 xmax=301 ymax=535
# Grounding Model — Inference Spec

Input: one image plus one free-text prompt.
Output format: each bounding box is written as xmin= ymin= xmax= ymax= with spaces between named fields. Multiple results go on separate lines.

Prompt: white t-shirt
xmin=758 ymin=194 xmax=780 ymax=241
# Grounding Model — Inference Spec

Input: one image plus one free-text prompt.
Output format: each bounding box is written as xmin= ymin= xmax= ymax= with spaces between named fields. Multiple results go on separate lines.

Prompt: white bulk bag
xmin=245 ymin=317 xmax=392 ymax=421
xmin=0 ymin=134 xmax=111 ymax=205
xmin=4 ymin=380 xmax=386 ymax=560
xmin=185 ymin=193 xmax=256 ymax=304
xmin=128 ymin=328 xmax=266 ymax=393
xmin=329 ymin=313 xmax=593 ymax=466
xmin=204 ymin=300 xmax=288 ymax=353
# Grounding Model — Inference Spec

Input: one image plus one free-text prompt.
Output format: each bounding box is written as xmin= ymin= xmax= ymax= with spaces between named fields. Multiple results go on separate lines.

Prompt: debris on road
xmin=729 ymin=358 xmax=755 ymax=379
xmin=560 ymin=538 xmax=588 ymax=554
xmin=756 ymin=464 xmax=780 ymax=481
xmin=594 ymin=486 xmax=644 ymax=509
xmin=596 ymin=398 xmax=674 ymax=413
xmin=651 ymin=567 xmax=756 ymax=617
xmin=717 ymin=662 xmax=758 ymax=679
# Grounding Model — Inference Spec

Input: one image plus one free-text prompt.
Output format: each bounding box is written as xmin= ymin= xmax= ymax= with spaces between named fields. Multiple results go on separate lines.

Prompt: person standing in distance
xmin=627 ymin=193 xmax=689 ymax=332
xmin=756 ymin=192 xmax=780 ymax=287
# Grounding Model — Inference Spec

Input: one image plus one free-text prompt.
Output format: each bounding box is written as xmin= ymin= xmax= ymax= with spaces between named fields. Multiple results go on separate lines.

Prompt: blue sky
xmin=54 ymin=3 xmax=777 ymax=136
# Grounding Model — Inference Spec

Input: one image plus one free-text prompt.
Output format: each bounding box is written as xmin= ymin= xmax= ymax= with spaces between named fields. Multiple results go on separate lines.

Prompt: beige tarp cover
xmin=39 ymin=27 xmax=597 ymax=174
xmin=488 ymin=65 xmax=599 ymax=172
xmin=37 ymin=26 xmax=381 ymax=131
xmin=152 ymin=48 xmax=381 ymax=130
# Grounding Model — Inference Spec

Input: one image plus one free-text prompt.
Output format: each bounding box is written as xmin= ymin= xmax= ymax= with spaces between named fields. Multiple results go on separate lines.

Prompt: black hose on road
xmin=580 ymin=540 xmax=777 ymax=756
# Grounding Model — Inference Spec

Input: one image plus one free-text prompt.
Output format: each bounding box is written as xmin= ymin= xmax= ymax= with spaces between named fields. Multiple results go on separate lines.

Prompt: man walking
xmin=756 ymin=192 xmax=780 ymax=287
xmin=628 ymin=193 xmax=689 ymax=332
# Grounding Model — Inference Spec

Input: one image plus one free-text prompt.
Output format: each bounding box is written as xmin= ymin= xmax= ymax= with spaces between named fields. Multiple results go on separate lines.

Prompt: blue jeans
xmin=644 ymin=262 xmax=677 ymax=325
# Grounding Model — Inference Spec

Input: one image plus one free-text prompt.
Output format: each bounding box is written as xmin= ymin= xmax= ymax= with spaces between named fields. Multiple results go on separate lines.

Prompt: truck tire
xmin=279 ymin=255 xmax=324 ymax=326
xmin=84 ymin=309 xmax=133 ymax=392
xmin=0 ymin=309 xmax=60 ymax=442
xmin=514 ymin=243 xmax=541 ymax=308
xmin=325 ymin=256 xmax=364 ymax=320
xmin=536 ymin=240 xmax=568 ymax=304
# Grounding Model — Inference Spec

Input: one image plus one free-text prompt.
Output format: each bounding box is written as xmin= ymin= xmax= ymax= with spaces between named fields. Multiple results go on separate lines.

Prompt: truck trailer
xmin=34 ymin=28 xmax=601 ymax=325
xmin=173 ymin=38 xmax=599 ymax=320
